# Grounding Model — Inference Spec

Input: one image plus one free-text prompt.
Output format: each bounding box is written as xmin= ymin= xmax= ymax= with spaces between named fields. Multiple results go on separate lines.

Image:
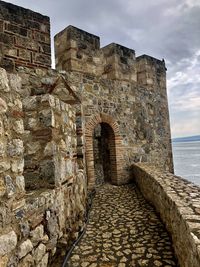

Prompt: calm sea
xmin=172 ymin=141 xmax=200 ymax=186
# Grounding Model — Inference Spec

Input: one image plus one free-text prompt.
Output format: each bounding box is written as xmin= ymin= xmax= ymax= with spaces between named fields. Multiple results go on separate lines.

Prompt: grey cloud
xmin=4 ymin=0 xmax=199 ymax=62
xmin=3 ymin=0 xmax=200 ymax=137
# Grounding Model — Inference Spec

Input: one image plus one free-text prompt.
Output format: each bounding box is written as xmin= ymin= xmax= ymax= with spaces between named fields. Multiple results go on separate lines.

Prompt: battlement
xmin=55 ymin=26 xmax=166 ymax=85
xmin=0 ymin=0 xmax=51 ymax=71
xmin=101 ymin=43 xmax=136 ymax=81
xmin=56 ymin=25 xmax=100 ymax=49
xmin=55 ymin=26 xmax=137 ymax=81
xmin=136 ymin=54 xmax=167 ymax=87
xmin=54 ymin=25 xmax=100 ymax=75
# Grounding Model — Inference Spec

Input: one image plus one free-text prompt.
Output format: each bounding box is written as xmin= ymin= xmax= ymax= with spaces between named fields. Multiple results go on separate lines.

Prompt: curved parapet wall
xmin=132 ymin=163 xmax=200 ymax=267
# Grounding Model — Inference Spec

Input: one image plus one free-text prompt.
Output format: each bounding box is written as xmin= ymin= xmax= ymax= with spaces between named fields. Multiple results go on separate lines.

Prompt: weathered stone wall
xmin=0 ymin=67 xmax=87 ymax=267
xmin=55 ymin=26 xmax=173 ymax=188
xmin=54 ymin=26 xmax=137 ymax=82
xmin=0 ymin=68 xmax=25 ymax=266
xmin=23 ymin=94 xmax=77 ymax=190
xmin=0 ymin=1 xmax=51 ymax=71
xmin=132 ymin=163 xmax=200 ymax=267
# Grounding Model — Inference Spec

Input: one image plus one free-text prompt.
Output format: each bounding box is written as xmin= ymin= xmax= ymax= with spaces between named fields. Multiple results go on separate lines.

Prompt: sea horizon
xmin=172 ymin=137 xmax=200 ymax=186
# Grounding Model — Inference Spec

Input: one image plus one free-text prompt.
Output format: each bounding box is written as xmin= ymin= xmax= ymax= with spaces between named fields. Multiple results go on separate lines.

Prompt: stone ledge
xmin=131 ymin=163 xmax=200 ymax=267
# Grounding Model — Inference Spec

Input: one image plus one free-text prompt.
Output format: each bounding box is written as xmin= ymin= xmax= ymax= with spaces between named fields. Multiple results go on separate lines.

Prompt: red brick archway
xmin=85 ymin=113 xmax=124 ymax=189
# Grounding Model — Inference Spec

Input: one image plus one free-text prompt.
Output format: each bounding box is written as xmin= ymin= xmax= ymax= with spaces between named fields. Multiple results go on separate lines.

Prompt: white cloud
xmin=185 ymin=0 xmax=200 ymax=7
xmin=172 ymin=93 xmax=200 ymax=112
xmin=168 ymin=50 xmax=200 ymax=114
xmin=170 ymin=116 xmax=200 ymax=137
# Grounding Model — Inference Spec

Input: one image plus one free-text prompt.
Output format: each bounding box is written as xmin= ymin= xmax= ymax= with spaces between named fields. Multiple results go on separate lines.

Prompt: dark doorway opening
xmin=93 ymin=123 xmax=117 ymax=185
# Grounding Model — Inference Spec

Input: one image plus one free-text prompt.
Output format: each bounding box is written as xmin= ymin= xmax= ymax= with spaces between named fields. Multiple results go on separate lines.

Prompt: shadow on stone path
xmin=67 ymin=183 xmax=179 ymax=267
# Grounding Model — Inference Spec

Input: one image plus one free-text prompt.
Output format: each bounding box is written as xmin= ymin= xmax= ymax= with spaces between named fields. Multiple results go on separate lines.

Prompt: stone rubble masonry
xmin=0 ymin=1 xmax=51 ymax=71
xmin=55 ymin=25 xmax=174 ymax=188
xmin=54 ymin=25 xmax=166 ymax=87
xmin=54 ymin=26 xmax=137 ymax=82
xmin=132 ymin=163 xmax=200 ymax=267
xmin=0 ymin=65 xmax=87 ymax=267
xmin=23 ymin=93 xmax=77 ymax=190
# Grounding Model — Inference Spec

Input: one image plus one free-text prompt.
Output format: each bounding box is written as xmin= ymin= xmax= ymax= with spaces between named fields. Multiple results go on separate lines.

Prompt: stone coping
xmin=131 ymin=163 xmax=200 ymax=267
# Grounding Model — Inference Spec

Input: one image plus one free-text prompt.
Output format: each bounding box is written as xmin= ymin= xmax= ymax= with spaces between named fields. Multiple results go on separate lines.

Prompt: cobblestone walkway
xmin=68 ymin=184 xmax=179 ymax=267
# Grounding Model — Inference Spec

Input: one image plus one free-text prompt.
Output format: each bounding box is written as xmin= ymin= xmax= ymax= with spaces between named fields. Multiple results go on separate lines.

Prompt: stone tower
xmin=54 ymin=25 xmax=173 ymax=188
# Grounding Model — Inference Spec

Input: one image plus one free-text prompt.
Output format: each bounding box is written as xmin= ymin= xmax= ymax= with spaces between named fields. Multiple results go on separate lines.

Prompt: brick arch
xmin=85 ymin=113 xmax=124 ymax=189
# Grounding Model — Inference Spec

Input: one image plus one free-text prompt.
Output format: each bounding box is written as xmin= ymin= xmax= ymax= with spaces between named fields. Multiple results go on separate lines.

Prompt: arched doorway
xmin=85 ymin=113 xmax=124 ymax=190
xmin=93 ymin=123 xmax=117 ymax=185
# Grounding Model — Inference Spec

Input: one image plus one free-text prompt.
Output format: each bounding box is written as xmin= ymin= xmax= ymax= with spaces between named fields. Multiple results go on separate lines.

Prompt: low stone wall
xmin=132 ymin=163 xmax=200 ymax=267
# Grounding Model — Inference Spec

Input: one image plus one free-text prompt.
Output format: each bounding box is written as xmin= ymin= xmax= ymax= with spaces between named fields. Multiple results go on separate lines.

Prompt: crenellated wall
xmin=0 ymin=0 xmax=51 ymax=71
xmin=55 ymin=25 xmax=173 ymax=187
xmin=55 ymin=26 xmax=137 ymax=82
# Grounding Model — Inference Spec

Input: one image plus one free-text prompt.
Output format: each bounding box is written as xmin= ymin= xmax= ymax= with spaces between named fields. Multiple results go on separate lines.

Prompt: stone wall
xmin=52 ymin=68 xmax=173 ymax=188
xmin=54 ymin=26 xmax=137 ymax=82
xmin=132 ymin=163 xmax=200 ymax=267
xmin=0 ymin=67 xmax=87 ymax=267
xmin=23 ymin=94 xmax=77 ymax=190
xmin=55 ymin=26 xmax=173 ymax=188
xmin=0 ymin=1 xmax=51 ymax=71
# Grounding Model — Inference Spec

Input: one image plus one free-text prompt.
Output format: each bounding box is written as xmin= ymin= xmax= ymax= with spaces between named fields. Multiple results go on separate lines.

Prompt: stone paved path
xmin=67 ymin=184 xmax=179 ymax=267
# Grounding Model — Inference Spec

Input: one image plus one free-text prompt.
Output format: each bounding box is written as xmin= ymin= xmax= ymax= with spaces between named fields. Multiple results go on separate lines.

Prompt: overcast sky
xmin=4 ymin=0 xmax=200 ymax=138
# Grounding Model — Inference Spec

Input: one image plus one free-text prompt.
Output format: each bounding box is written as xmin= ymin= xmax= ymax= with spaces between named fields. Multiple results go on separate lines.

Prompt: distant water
xmin=172 ymin=141 xmax=200 ymax=186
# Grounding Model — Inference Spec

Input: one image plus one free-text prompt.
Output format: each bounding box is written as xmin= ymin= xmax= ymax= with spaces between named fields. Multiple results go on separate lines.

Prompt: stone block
xmin=18 ymin=49 xmax=31 ymax=61
xmin=26 ymin=142 xmax=41 ymax=155
xmin=12 ymin=120 xmax=24 ymax=134
xmin=34 ymin=32 xmax=50 ymax=44
xmin=0 ymin=255 xmax=8 ymax=267
xmin=11 ymin=158 xmax=24 ymax=174
xmin=6 ymin=24 xmax=28 ymax=37
xmin=16 ymin=175 xmax=25 ymax=192
xmin=33 ymin=53 xmax=51 ymax=66
xmin=4 ymin=175 xmax=15 ymax=198
xmin=23 ymin=96 xmax=37 ymax=111
xmin=18 ymin=239 xmax=33 ymax=259
xmin=0 ymin=179 xmax=6 ymax=197
xmin=0 ymin=231 xmax=17 ymax=256
xmin=3 ymin=47 xmax=18 ymax=58
xmin=7 ymin=139 xmax=24 ymax=157
xmin=0 ymin=68 xmax=9 ymax=92
xmin=18 ymin=253 xmax=33 ymax=267
xmin=34 ymin=243 xmax=46 ymax=264
xmin=30 ymin=225 xmax=44 ymax=245
xmin=0 ymin=161 xmax=10 ymax=173
xmin=44 ymin=141 xmax=54 ymax=157
xmin=0 ymin=58 xmax=15 ymax=72
xmin=37 ymin=253 xmax=48 ymax=267
xmin=0 ymin=143 xmax=5 ymax=157
xmin=39 ymin=109 xmax=54 ymax=128
xmin=19 ymin=220 xmax=30 ymax=238
xmin=0 ymin=33 xmax=14 ymax=46
xmin=15 ymin=36 xmax=39 ymax=51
